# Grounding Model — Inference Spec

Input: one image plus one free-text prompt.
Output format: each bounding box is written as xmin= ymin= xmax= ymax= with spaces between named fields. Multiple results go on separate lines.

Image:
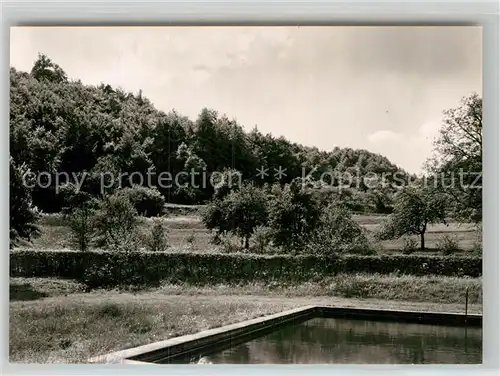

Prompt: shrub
xmin=307 ymin=203 xmax=374 ymax=256
xmin=117 ymin=186 xmax=165 ymax=217
xmin=202 ymin=199 xmax=231 ymax=239
xmin=93 ymin=193 xmax=140 ymax=251
xmin=67 ymin=204 xmax=97 ymax=252
xmin=252 ymin=226 xmax=272 ymax=254
xmin=402 ymin=236 xmax=418 ymax=255
xmin=185 ymin=231 xmax=196 ymax=245
xmin=9 ymin=157 xmax=40 ymax=247
xmin=437 ymin=234 xmax=461 ymax=255
xmin=209 ymin=233 xmax=222 ymax=245
xmin=220 ymin=238 xmax=243 ymax=254
xmin=146 ymin=217 xmax=169 ymax=252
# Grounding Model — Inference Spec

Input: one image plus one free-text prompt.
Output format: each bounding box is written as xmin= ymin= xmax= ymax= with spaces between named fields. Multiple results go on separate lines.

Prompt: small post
xmin=464 ymin=286 xmax=469 ymax=352
xmin=465 ymin=286 xmax=469 ymax=326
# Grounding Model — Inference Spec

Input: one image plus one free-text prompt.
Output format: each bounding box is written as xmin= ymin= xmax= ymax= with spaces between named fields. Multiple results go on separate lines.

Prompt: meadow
xmin=26 ymin=209 xmax=481 ymax=255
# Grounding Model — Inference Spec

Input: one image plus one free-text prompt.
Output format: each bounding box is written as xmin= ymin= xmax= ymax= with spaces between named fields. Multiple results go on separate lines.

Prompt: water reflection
xmin=178 ymin=318 xmax=481 ymax=364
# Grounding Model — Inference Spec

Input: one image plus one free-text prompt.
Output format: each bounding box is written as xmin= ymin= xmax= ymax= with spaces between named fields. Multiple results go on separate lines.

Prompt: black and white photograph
xmin=9 ymin=26 xmax=482 ymax=364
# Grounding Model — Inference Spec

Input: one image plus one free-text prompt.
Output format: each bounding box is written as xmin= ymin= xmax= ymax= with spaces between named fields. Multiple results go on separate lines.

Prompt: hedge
xmin=9 ymin=250 xmax=482 ymax=289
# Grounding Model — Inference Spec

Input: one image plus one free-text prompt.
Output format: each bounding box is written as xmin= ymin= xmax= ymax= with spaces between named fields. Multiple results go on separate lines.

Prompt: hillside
xmin=10 ymin=55 xmax=410 ymax=213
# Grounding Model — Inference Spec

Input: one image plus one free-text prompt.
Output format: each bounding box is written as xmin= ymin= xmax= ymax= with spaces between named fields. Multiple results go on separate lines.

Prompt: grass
xmin=11 ymin=274 xmax=482 ymax=305
xmin=10 ymin=278 xmax=86 ymax=301
xmin=28 ymin=213 xmax=481 ymax=254
xmin=10 ymin=275 xmax=481 ymax=363
xmin=10 ymin=292 xmax=291 ymax=363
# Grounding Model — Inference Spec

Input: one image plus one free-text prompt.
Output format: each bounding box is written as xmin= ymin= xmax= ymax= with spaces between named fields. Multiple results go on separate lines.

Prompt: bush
xmin=67 ymin=204 xmax=96 ymax=252
xmin=219 ymin=238 xmax=243 ymax=254
xmin=10 ymin=250 xmax=482 ymax=290
xmin=437 ymin=234 xmax=461 ymax=255
xmin=201 ymin=199 xmax=231 ymax=239
xmin=10 ymin=157 xmax=40 ymax=247
xmin=307 ymin=203 xmax=374 ymax=256
xmin=251 ymin=226 xmax=272 ymax=254
xmin=185 ymin=231 xmax=196 ymax=247
xmin=93 ymin=193 xmax=140 ymax=251
xmin=402 ymin=236 xmax=418 ymax=255
xmin=146 ymin=217 xmax=169 ymax=252
xmin=117 ymin=186 xmax=165 ymax=217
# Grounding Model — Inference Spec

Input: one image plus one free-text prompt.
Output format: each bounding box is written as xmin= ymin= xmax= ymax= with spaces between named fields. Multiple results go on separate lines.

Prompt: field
xmin=25 ymin=210 xmax=482 ymax=255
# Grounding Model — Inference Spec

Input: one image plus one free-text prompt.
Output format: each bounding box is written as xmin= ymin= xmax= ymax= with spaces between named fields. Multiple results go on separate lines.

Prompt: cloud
xmin=192 ymin=64 xmax=210 ymax=72
xmin=368 ymin=130 xmax=403 ymax=144
xmin=367 ymin=120 xmax=443 ymax=173
xmin=418 ymin=120 xmax=441 ymax=140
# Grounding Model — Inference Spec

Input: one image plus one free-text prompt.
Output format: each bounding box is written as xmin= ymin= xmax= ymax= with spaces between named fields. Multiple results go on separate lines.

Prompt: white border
xmin=1 ymin=1 xmax=499 ymax=375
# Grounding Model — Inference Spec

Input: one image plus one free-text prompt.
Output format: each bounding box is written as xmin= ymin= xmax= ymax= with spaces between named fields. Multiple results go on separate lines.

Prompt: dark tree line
xmin=10 ymin=54 xmax=409 ymax=214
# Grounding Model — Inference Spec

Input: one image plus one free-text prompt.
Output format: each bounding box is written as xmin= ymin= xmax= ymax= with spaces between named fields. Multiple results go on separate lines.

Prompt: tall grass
xmin=10 ymin=295 xmax=290 ymax=363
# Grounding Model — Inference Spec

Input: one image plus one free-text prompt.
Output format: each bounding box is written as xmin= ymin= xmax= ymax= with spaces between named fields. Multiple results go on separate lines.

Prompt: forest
xmin=10 ymin=54 xmax=413 ymax=212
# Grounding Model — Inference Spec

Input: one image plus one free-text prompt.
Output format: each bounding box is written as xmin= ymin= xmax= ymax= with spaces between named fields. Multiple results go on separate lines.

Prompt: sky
xmin=10 ymin=26 xmax=482 ymax=174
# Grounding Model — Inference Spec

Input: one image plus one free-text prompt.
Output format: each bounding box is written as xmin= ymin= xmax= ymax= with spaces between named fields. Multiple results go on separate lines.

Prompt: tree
xmin=201 ymin=198 xmax=231 ymax=243
xmin=175 ymin=142 xmax=207 ymax=203
xmin=202 ymin=183 xmax=268 ymax=249
xmin=59 ymin=182 xmax=93 ymax=214
xmin=434 ymin=93 xmax=482 ymax=163
xmin=31 ymin=53 xmax=68 ymax=83
xmin=427 ymin=93 xmax=482 ymax=223
xmin=9 ymin=157 xmax=40 ymax=246
xmin=212 ymin=168 xmax=242 ymax=200
xmin=377 ymin=187 xmax=447 ymax=250
xmin=60 ymin=183 xmax=99 ymax=252
xmin=268 ymin=178 xmax=321 ymax=252
xmin=67 ymin=200 xmax=99 ymax=252
xmin=149 ymin=111 xmax=189 ymax=201
xmin=223 ymin=184 xmax=269 ymax=249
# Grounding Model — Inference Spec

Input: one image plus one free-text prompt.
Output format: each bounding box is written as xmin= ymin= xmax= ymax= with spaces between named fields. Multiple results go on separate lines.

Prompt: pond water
xmin=165 ymin=317 xmax=481 ymax=364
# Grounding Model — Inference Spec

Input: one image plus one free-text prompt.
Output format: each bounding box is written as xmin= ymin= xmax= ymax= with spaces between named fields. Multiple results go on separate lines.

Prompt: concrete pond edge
xmin=88 ymin=305 xmax=482 ymax=364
